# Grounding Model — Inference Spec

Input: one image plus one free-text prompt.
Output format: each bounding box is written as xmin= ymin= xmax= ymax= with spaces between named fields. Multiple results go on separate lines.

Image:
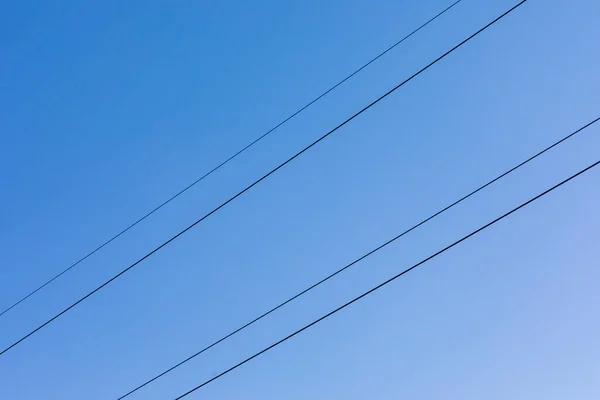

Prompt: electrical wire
xmin=0 ymin=0 xmax=524 ymax=357
xmin=173 ymin=158 xmax=600 ymax=399
xmin=0 ymin=0 xmax=465 ymax=319
xmin=116 ymin=115 xmax=599 ymax=399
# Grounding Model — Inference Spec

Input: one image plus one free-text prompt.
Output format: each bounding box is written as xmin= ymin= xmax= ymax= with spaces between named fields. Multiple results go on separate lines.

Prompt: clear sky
xmin=1 ymin=0 xmax=599 ymax=398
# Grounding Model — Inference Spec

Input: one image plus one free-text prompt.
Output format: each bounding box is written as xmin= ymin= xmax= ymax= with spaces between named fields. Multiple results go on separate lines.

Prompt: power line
xmin=0 ymin=0 xmax=524 ymax=356
xmin=0 ymin=0 xmax=465 ymax=319
xmin=173 ymin=159 xmax=600 ymax=400
xmin=116 ymin=116 xmax=600 ymax=399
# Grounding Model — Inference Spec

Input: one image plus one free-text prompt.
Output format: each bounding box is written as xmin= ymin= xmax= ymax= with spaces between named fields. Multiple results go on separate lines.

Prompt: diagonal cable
xmin=174 ymin=159 xmax=600 ymax=399
xmin=116 ymin=115 xmax=599 ymax=399
xmin=0 ymin=0 xmax=524 ymax=357
xmin=0 ymin=0 xmax=464 ymax=319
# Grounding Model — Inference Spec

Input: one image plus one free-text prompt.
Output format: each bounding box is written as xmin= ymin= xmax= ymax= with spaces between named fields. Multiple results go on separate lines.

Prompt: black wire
xmin=0 ymin=0 xmax=521 ymax=357
xmin=116 ymin=116 xmax=600 ymax=399
xmin=173 ymin=159 xmax=600 ymax=399
xmin=0 ymin=0 xmax=465 ymax=319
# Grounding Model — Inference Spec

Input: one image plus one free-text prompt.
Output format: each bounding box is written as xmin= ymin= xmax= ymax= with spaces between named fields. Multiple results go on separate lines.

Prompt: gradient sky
xmin=1 ymin=0 xmax=599 ymax=399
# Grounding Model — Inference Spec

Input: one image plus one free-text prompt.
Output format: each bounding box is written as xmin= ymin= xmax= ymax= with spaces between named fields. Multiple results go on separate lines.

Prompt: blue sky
xmin=1 ymin=0 xmax=599 ymax=398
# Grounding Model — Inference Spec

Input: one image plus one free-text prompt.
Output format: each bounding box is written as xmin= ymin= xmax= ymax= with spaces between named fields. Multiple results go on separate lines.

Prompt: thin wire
xmin=0 ymin=0 xmax=465 ymax=319
xmin=174 ymin=158 xmax=600 ymax=399
xmin=117 ymin=116 xmax=600 ymax=399
xmin=0 ymin=0 xmax=521 ymax=357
